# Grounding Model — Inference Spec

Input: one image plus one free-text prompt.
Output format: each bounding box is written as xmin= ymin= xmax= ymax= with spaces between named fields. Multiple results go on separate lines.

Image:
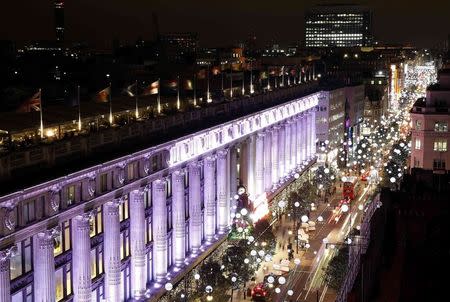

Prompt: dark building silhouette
xmin=54 ymin=0 xmax=64 ymax=43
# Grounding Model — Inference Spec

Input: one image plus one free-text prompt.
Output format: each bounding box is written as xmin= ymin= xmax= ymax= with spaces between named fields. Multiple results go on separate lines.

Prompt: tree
xmin=312 ymin=165 xmax=337 ymax=195
xmin=253 ymin=218 xmax=276 ymax=253
xmin=191 ymin=260 xmax=229 ymax=301
xmin=221 ymin=240 xmax=255 ymax=288
xmin=323 ymin=245 xmax=349 ymax=290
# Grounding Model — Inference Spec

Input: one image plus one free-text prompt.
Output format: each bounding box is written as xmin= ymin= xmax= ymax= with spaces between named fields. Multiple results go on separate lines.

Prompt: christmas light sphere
xmin=317 ymin=216 xmax=324 ymax=222
xmin=265 ymin=255 xmax=272 ymax=262
xmin=244 ymin=258 xmax=250 ymax=264
xmin=194 ymin=273 xmax=200 ymax=280
xmin=301 ymin=215 xmax=309 ymax=223
xmin=248 ymin=236 xmax=255 ymax=242
xmin=341 ymin=204 xmax=349 ymax=212
xmin=294 ymin=173 xmax=300 ymax=179
xmin=231 ymin=276 xmax=237 ymax=283
xmin=358 ymin=204 xmax=364 ymax=211
xmin=250 ymin=250 xmax=257 ymax=256
xmin=275 ymin=288 xmax=281 ymax=294
xmin=278 ymin=276 xmax=286 ymax=285
xmin=294 ymin=258 xmax=301 ymax=265
xmin=390 ymin=177 xmax=396 ymax=183
xmin=258 ymin=250 xmax=265 ymax=257
xmin=305 ymin=243 xmax=311 ymax=249
xmin=324 ymin=168 xmax=330 ymax=174
xmin=267 ymin=276 xmax=275 ymax=284
xmin=165 ymin=283 xmax=173 ymax=291
xmin=240 ymin=208 xmax=248 ymax=216
xmin=278 ymin=200 xmax=286 ymax=208
xmin=287 ymin=290 xmax=294 ymax=296
xmin=294 ymin=201 xmax=300 ymax=207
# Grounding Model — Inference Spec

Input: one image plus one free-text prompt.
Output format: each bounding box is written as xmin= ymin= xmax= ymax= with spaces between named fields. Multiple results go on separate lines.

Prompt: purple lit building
xmin=0 ymin=92 xmax=318 ymax=302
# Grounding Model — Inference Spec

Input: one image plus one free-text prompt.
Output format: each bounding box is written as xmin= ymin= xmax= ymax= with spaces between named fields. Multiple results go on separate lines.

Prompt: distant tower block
xmin=55 ymin=0 xmax=64 ymax=42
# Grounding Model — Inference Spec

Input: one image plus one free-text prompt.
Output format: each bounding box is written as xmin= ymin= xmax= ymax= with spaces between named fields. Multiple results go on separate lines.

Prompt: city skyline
xmin=0 ymin=0 xmax=449 ymax=48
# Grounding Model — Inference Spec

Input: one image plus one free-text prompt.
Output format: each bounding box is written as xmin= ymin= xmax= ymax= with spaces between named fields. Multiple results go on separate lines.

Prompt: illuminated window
xmin=127 ymin=162 xmax=138 ymax=181
xmin=11 ymin=284 xmax=32 ymax=302
xmin=66 ymin=185 xmax=76 ymax=206
xmin=10 ymin=238 xmax=32 ymax=281
xmin=415 ymin=138 xmax=421 ymax=150
xmin=55 ymin=263 xmax=71 ymax=301
xmin=434 ymin=139 xmax=448 ymax=152
xmin=144 ymin=188 xmax=152 ymax=208
xmin=54 ymin=220 xmax=70 ymax=256
xmin=89 ymin=206 xmax=103 ymax=237
xmin=120 ymin=229 xmax=130 ymax=260
xmin=145 ymin=216 xmax=152 ymax=244
xmin=433 ymin=159 xmax=446 ymax=169
xmin=119 ymin=195 xmax=129 ymax=222
xmin=90 ymin=245 xmax=103 ymax=280
xmin=22 ymin=200 xmax=36 ymax=224
xmin=434 ymin=121 xmax=448 ymax=132
xmin=415 ymin=120 xmax=422 ymax=130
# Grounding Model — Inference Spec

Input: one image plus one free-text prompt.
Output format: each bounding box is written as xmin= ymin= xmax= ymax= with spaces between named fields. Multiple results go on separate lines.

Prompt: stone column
xmin=290 ymin=119 xmax=297 ymax=170
xmin=311 ymin=109 xmax=316 ymax=156
xmin=0 ymin=248 xmax=13 ymax=302
xmin=263 ymin=130 xmax=272 ymax=192
xmin=302 ymin=114 xmax=308 ymax=162
xmin=217 ymin=150 xmax=229 ymax=233
xmin=284 ymin=121 xmax=291 ymax=173
xmin=204 ymin=156 xmax=216 ymax=242
xmin=129 ymin=189 xmax=147 ymax=297
xmin=33 ymin=231 xmax=56 ymax=302
xmin=188 ymin=163 xmax=202 ymax=254
xmin=72 ymin=215 xmax=92 ymax=302
xmin=103 ymin=201 xmax=121 ymax=302
xmin=229 ymin=147 xmax=238 ymax=215
xmin=306 ymin=112 xmax=311 ymax=159
xmin=296 ymin=116 xmax=303 ymax=166
xmin=278 ymin=124 xmax=286 ymax=179
xmin=271 ymin=127 xmax=279 ymax=184
xmin=172 ymin=171 xmax=186 ymax=267
xmin=246 ymin=136 xmax=256 ymax=198
xmin=254 ymin=133 xmax=265 ymax=197
xmin=152 ymin=179 xmax=168 ymax=282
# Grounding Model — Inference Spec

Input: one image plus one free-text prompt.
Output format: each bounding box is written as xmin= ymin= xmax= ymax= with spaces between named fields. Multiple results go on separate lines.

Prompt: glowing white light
xmin=278 ymin=276 xmax=286 ymax=285
xmin=317 ymin=216 xmax=323 ymax=222
xmin=194 ymin=273 xmax=200 ymax=280
xmin=390 ymin=177 xmax=396 ymax=183
xmin=165 ymin=283 xmax=173 ymax=291
xmin=341 ymin=204 xmax=349 ymax=212
xmin=240 ymin=208 xmax=248 ymax=216
xmin=287 ymin=290 xmax=294 ymax=296
xmin=244 ymin=258 xmax=250 ymax=264
xmin=301 ymin=215 xmax=309 ymax=223
xmin=294 ymin=201 xmax=300 ymax=207
xmin=294 ymin=258 xmax=301 ymax=265
xmin=267 ymin=276 xmax=275 ymax=283
xmin=275 ymin=288 xmax=281 ymax=293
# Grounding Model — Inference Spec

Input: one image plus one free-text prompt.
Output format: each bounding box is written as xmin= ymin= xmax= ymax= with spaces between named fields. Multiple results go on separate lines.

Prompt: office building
xmin=54 ymin=1 xmax=64 ymax=43
xmin=305 ymin=4 xmax=373 ymax=48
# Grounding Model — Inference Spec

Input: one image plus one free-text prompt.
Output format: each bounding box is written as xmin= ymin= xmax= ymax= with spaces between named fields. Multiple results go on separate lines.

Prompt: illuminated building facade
xmin=0 ymin=93 xmax=318 ymax=302
xmin=410 ymin=69 xmax=450 ymax=172
xmin=54 ymin=1 xmax=64 ymax=42
xmin=305 ymin=4 xmax=373 ymax=48
xmin=159 ymin=32 xmax=198 ymax=62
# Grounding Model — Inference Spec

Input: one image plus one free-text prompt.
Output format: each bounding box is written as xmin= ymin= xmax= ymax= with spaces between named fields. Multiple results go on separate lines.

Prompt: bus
xmin=343 ymin=176 xmax=360 ymax=200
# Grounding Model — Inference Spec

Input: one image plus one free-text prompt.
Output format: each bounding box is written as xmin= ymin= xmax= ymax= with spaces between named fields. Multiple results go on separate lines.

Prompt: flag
xmin=259 ymin=71 xmax=268 ymax=80
xmin=94 ymin=86 xmax=111 ymax=103
xmin=124 ymin=82 xmax=137 ymax=97
xmin=197 ymin=69 xmax=206 ymax=79
xmin=184 ymin=79 xmax=193 ymax=90
xmin=212 ymin=66 xmax=221 ymax=75
xmin=17 ymin=90 xmax=41 ymax=113
xmin=142 ymin=80 xmax=159 ymax=96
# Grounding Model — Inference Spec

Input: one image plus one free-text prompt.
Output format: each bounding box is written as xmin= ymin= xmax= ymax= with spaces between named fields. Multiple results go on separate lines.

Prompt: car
xmin=252 ymin=283 xmax=270 ymax=301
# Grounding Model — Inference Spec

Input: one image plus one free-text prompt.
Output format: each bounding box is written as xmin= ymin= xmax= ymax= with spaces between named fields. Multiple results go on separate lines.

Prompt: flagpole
xmin=242 ymin=70 xmax=245 ymax=96
xmin=39 ymin=88 xmax=44 ymax=139
xmin=108 ymin=82 xmax=113 ymax=124
xmin=250 ymin=59 xmax=254 ymax=94
xmin=77 ymin=85 xmax=82 ymax=131
xmin=267 ymin=68 xmax=270 ymax=91
xmin=230 ymin=65 xmax=233 ymax=99
xmin=221 ymin=63 xmax=224 ymax=93
xmin=177 ymin=75 xmax=181 ymax=110
xmin=135 ymin=80 xmax=139 ymax=118
xmin=157 ymin=78 xmax=161 ymax=114
xmin=193 ymin=74 xmax=197 ymax=107
xmin=282 ymin=67 xmax=285 ymax=87
xmin=207 ymin=65 xmax=211 ymax=102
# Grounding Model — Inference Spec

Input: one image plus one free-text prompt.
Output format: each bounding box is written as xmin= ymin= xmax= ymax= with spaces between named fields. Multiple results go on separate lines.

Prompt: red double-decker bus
xmin=343 ymin=176 xmax=360 ymax=200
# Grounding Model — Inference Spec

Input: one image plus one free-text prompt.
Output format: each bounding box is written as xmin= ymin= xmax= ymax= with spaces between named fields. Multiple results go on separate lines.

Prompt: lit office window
xmin=434 ymin=139 xmax=448 ymax=152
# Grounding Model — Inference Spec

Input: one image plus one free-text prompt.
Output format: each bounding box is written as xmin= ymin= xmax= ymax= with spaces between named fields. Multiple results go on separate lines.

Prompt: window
xmin=127 ymin=162 xmax=138 ymax=181
xmin=100 ymin=173 xmax=108 ymax=193
xmin=415 ymin=138 xmax=421 ymax=150
xmin=89 ymin=206 xmax=103 ymax=237
xmin=433 ymin=139 xmax=448 ymax=152
xmin=66 ymin=185 xmax=76 ymax=206
xmin=146 ymin=250 xmax=153 ymax=283
xmin=90 ymin=245 xmax=103 ymax=280
xmin=120 ymin=229 xmax=130 ymax=260
xmin=11 ymin=284 xmax=32 ymax=302
xmin=167 ymin=205 xmax=172 ymax=231
xmin=119 ymin=195 xmax=129 ymax=222
xmin=91 ymin=284 xmax=104 ymax=302
xmin=22 ymin=200 xmax=36 ymax=224
xmin=10 ymin=238 xmax=32 ymax=280
xmin=54 ymin=220 xmax=71 ymax=256
xmin=145 ymin=216 xmax=152 ymax=244
xmin=55 ymin=263 xmax=72 ymax=301
xmin=144 ymin=188 xmax=152 ymax=209
xmin=434 ymin=121 xmax=448 ymax=132
xmin=120 ymin=265 xmax=131 ymax=302
xmin=166 ymin=178 xmax=172 ymax=198
xmin=433 ymin=159 xmax=446 ymax=169
xmin=415 ymin=120 xmax=422 ymax=130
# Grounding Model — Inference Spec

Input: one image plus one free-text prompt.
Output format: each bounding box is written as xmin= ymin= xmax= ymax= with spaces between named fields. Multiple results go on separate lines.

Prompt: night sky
xmin=1 ymin=0 xmax=449 ymax=48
